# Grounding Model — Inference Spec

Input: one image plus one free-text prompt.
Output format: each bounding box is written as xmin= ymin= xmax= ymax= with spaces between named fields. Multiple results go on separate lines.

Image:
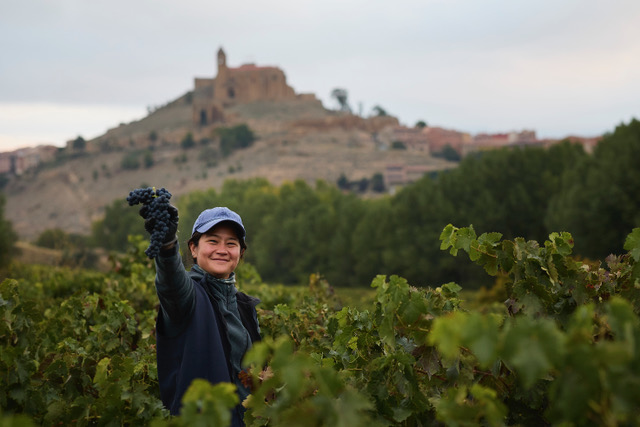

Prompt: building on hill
xmin=193 ymin=48 xmax=316 ymax=126
xmin=0 ymin=145 xmax=58 ymax=175
xmin=463 ymin=129 xmax=539 ymax=155
xmin=389 ymin=126 xmax=431 ymax=152
xmin=423 ymin=127 xmax=471 ymax=155
xmin=384 ymin=125 xmax=471 ymax=155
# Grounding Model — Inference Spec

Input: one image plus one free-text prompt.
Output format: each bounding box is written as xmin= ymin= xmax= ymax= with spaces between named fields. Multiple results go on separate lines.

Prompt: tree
xmin=72 ymin=136 xmax=86 ymax=151
xmin=415 ymin=120 xmax=427 ymax=129
xmin=391 ymin=141 xmax=407 ymax=150
xmin=216 ymin=125 xmax=255 ymax=157
xmin=357 ymin=178 xmax=369 ymax=193
xmin=181 ymin=132 xmax=196 ymax=149
xmin=143 ymin=150 xmax=154 ymax=168
xmin=91 ymin=199 xmax=143 ymax=252
xmin=336 ymin=174 xmax=350 ymax=190
xmin=35 ymin=228 xmax=71 ymax=250
xmin=0 ymin=194 xmax=17 ymax=269
xmin=330 ymin=88 xmax=352 ymax=113
xmin=121 ymin=152 xmax=141 ymax=170
xmin=371 ymin=173 xmax=385 ymax=193
xmin=148 ymin=131 xmax=158 ymax=144
xmin=546 ymin=119 xmax=640 ymax=259
xmin=371 ymin=105 xmax=388 ymax=117
xmin=434 ymin=144 xmax=461 ymax=162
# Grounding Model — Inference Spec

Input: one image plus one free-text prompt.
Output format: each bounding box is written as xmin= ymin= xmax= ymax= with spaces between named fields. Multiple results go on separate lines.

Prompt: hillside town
xmin=0 ymin=48 xmax=601 ymax=187
xmin=0 ymin=125 xmax=600 ymax=184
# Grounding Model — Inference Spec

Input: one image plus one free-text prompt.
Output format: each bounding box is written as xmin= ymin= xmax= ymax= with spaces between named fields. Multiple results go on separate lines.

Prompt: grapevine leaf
xmin=439 ymin=224 xmax=459 ymax=255
xmin=434 ymin=384 xmax=507 ymax=426
xmin=455 ymin=226 xmax=477 ymax=255
xmin=501 ymin=317 xmax=565 ymax=389
xmin=93 ymin=357 xmax=110 ymax=387
xmin=469 ymin=232 xmax=501 ymax=275
xmin=392 ymin=405 xmax=413 ymax=423
xmin=623 ymin=227 xmax=640 ymax=262
xmin=428 ymin=312 xmax=467 ymax=360
xmin=548 ymin=231 xmax=574 ymax=256
xmin=605 ymin=297 xmax=638 ymax=343
xmin=401 ymin=293 xmax=425 ymax=325
xmin=440 ymin=282 xmax=462 ymax=297
xmin=180 ymin=379 xmax=238 ymax=425
xmin=464 ymin=313 xmax=501 ymax=368
xmin=331 ymin=387 xmax=375 ymax=427
xmin=497 ymin=240 xmax=515 ymax=273
xmin=469 ymin=384 xmax=508 ymax=426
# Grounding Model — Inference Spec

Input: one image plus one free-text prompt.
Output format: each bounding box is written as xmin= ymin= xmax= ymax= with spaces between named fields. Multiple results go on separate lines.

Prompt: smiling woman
xmin=0 ymin=103 xmax=145 ymax=152
xmin=135 ymin=202 xmax=260 ymax=427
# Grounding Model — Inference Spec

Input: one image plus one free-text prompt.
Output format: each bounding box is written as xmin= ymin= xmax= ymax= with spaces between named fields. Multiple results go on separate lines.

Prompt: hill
xmin=3 ymin=94 xmax=456 ymax=242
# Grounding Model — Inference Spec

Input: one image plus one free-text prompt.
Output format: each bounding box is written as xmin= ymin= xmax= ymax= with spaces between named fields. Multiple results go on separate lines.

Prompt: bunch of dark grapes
xmin=126 ymin=187 xmax=155 ymax=205
xmin=127 ymin=187 xmax=173 ymax=258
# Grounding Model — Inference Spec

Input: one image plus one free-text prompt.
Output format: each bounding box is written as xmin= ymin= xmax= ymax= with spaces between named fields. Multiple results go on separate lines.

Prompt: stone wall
xmin=193 ymin=48 xmax=300 ymax=126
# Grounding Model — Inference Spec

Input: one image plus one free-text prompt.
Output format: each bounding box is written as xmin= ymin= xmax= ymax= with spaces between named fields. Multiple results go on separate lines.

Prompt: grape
xmin=126 ymin=187 xmax=174 ymax=258
xmin=126 ymin=187 xmax=155 ymax=206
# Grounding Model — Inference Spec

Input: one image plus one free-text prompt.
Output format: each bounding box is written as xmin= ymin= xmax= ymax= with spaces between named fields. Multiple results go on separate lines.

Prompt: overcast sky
xmin=1 ymin=0 xmax=639 ymax=151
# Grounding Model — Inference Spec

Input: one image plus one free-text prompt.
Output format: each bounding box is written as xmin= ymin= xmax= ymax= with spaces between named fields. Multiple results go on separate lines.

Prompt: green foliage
xmin=244 ymin=336 xmax=378 ymax=427
xmin=371 ymin=105 xmax=388 ymax=117
xmin=90 ymin=119 xmax=638 ymax=291
xmin=33 ymin=228 xmax=98 ymax=269
xmin=34 ymin=228 xmax=72 ymax=250
xmin=215 ymin=124 xmax=256 ymax=157
xmin=181 ymin=132 xmax=195 ymax=149
xmin=91 ymin=199 xmax=144 ymax=252
xmin=0 ymin=259 xmax=166 ymax=425
xmin=371 ymin=173 xmax=385 ymax=193
xmin=336 ymin=173 xmax=349 ymax=190
xmin=72 ymin=136 xmax=86 ymax=151
xmin=429 ymin=225 xmax=640 ymax=425
xmin=149 ymin=130 xmax=158 ymax=142
xmin=121 ymin=152 xmax=141 ymax=170
xmin=0 ymin=194 xmax=17 ymax=270
xmin=174 ymin=152 xmax=188 ymax=164
xmin=143 ymin=150 xmax=154 ymax=168
xmin=152 ymin=381 xmax=238 ymax=427
xmin=199 ymin=146 xmax=219 ymax=167
xmin=331 ymin=88 xmax=351 ymax=113
xmin=415 ymin=120 xmax=427 ymax=129
xmin=391 ymin=141 xmax=406 ymax=150
xmin=432 ymin=144 xmax=461 ymax=162
xmin=546 ymin=119 xmax=640 ymax=259
xmin=384 ymin=141 xmax=588 ymax=289
xmin=3 ymin=226 xmax=640 ymax=425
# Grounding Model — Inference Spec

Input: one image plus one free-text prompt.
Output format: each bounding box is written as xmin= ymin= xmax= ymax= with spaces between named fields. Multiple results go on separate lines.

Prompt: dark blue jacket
xmin=154 ymin=248 xmax=260 ymax=425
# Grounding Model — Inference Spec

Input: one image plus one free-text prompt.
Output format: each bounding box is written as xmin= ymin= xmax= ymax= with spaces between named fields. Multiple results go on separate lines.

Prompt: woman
xmin=144 ymin=205 xmax=260 ymax=425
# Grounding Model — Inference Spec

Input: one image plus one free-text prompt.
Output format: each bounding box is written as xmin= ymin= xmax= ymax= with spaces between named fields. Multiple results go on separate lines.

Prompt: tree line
xmin=57 ymin=119 xmax=640 ymax=288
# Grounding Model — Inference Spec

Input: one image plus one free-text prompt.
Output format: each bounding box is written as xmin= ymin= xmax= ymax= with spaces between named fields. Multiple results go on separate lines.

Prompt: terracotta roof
xmin=229 ymin=63 xmax=279 ymax=71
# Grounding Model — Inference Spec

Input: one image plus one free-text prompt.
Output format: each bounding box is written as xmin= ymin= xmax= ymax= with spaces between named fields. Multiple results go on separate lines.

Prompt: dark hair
xmin=187 ymin=222 xmax=247 ymax=264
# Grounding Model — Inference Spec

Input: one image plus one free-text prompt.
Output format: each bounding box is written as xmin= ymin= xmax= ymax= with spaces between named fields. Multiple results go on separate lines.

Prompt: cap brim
xmin=194 ymin=219 xmax=246 ymax=238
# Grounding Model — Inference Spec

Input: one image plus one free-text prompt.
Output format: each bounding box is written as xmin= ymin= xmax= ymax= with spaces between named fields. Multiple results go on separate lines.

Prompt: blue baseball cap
xmin=191 ymin=207 xmax=246 ymax=239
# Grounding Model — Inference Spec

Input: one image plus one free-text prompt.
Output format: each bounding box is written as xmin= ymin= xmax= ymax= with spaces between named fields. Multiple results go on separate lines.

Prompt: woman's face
xmin=189 ymin=223 xmax=243 ymax=279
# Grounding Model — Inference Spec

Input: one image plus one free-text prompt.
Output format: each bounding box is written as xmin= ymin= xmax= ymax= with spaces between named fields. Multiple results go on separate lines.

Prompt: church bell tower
xmin=217 ymin=48 xmax=227 ymax=76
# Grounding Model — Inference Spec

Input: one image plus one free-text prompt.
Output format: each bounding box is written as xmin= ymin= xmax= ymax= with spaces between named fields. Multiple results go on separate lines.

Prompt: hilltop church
xmin=192 ymin=48 xmax=302 ymax=125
